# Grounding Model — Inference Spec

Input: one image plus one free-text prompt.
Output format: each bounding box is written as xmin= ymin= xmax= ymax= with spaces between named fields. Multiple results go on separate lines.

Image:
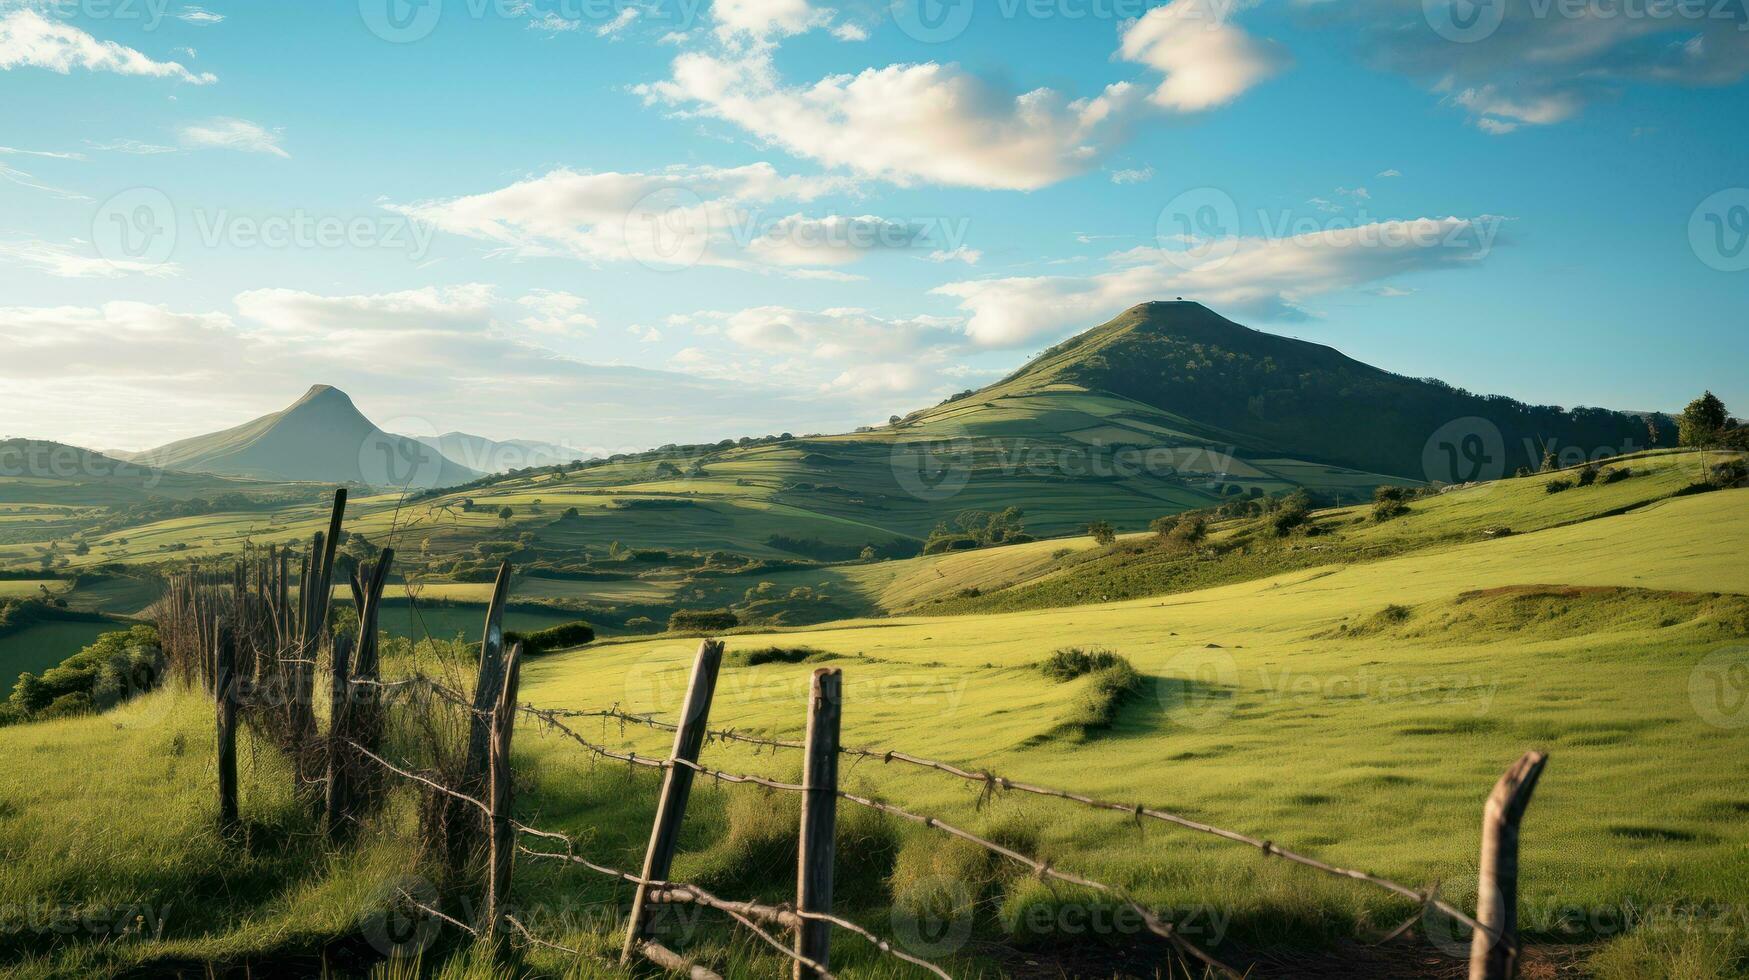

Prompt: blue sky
xmin=1 ymin=0 xmax=1745 ymax=453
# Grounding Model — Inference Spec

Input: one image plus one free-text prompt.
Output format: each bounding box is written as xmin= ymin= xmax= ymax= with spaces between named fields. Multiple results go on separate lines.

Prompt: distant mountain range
xmin=125 ymin=385 xmax=483 ymax=488
xmin=59 ymin=302 xmax=1672 ymax=495
xmin=407 ymin=432 xmax=589 ymax=474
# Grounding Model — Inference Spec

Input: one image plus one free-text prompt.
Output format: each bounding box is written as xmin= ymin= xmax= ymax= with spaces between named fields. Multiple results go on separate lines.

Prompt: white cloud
xmin=934 ymin=215 xmax=1503 ymax=347
xmin=177 ymin=6 xmax=224 ymax=24
xmin=1110 ymin=166 xmax=1154 ymax=184
xmin=86 ymin=138 xmax=178 ymax=154
xmin=388 ymin=163 xmax=946 ymax=276
xmin=596 ymin=6 xmax=639 ymax=37
xmin=180 ymin=117 xmax=288 ymax=157
xmin=527 ymin=10 xmax=583 ymax=32
xmin=1330 ymin=0 xmax=1749 ymax=130
xmin=0 ymin=10 xmax=216 ymax=83
xmin=0 ymin=144 xmax=83 ymax=160
xmin=1118 ymin=0 xmax=1288 ymax=111
xmin=0 ymin=239 xmax=180 ymax=279
xmin=829 ymin=22 xmax=868 ymax=41
xmin=0 ymin=161 xmax=86 ymax=199
xmin=516 ymin=289 xmax=598 ymax=334
xmin=638 ymin=50 xmax=1146 ymax=190
xmin=1376 ymin=168 xmax=1401 ymax=178
xmin=926 ymin=245 xmax=981 ymax=265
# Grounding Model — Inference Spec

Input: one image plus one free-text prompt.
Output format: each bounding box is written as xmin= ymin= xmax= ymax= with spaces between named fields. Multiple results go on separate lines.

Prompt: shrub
xmin=504 ymin=620 xmax=595 ymax=655
xmin=724 ymin=646 xmax=833 ymax=667
xmin=1039 ymin=646 xmax=1127 ymax=682
xmin=6 ymin=624 xmax=162 ymax=725
xmin=1545 ymin=478 xmax=1574 ymax=494
xmin=1576 ymin=463 xmax=1600 ymax=487
xmin=1149 ymin=515 xmax=1180 ymax=538
xmin=1087 ymin=521 xmax=1117 ymax=546
xmin=922 ymin=535 xmax=979 ymax=555
xmin=1599 ymin=466 xmax=1631 ymax=484
xmin=667 ymin=608 xmax=739 ymax=633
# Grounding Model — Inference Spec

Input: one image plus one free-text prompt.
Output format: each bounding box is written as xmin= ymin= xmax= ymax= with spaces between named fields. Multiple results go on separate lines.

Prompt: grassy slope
xmin=510 ymin=486 xmax=1749 ymax=965
xmin=0 ymin=476 xmax=1744 ymax=976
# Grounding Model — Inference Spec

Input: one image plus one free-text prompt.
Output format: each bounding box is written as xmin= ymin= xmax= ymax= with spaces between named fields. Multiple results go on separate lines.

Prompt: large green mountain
xmin=129 ymin=385 xmax=482 ymax=488
xmin=952 ymin=301 xmax=1667 ymax=481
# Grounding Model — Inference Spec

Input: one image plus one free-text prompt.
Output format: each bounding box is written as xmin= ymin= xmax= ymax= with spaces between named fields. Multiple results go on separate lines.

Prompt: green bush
xmin=504 ymin=620 xmax=595 ymax=655
xmin=6 ymin=624 xmax=162 ymax=725
xmin=1038 ymin=646 xmax=1127 ymax=682
xmin=1576 ymin=463 xmax=1600 ymax=487
xmin=667 ymin=608 xmax=740 ymax=633
xmin=1599 ymin=466 xmax=1631 ymax=484
xmin=1545 ymin=478 xmax=1574 ymax=494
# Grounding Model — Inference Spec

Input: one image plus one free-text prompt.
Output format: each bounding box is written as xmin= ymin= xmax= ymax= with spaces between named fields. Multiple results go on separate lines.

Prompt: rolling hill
xmin=943 ymin=301 xmax=1670 ymax=481
xmin=128 ymin=384 xmax=482 ymax=488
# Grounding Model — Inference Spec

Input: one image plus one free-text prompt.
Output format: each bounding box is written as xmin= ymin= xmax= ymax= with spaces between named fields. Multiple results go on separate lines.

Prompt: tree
xmin=1540 ymin=445 xmax=1560 ymax=473
xmin=1678 ymin=391 xmax=1729 ymax=447
xmin=888 ymin=415 xmax=902 ymax=426
xmin=1149 ymin=515 xmax=1180 ymax=538
xmin=859 ymin=545 xmax=877 ymax=562
xmin=1087 ymin=520 xmax=1117 ymax=546
xmin=73 ymin=541 xmax=90 ymax=556
xmin=497 ymin=506 xmax=514 ymax=524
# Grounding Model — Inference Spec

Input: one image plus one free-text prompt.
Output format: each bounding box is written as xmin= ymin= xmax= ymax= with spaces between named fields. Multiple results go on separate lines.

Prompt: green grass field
xmin=0 ymin=453 xmax=1743 ymax=977
xmin=0 ymin=619 xmax=132 ymax=680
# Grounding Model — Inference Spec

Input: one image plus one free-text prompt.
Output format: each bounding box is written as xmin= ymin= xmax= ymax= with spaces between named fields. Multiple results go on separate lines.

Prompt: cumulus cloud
xmin=935 ymin=215 xmax=1503 ymax=347
xmin=638 ymin=49 xmax=1146 ymax=190
xmin=180 ymin=117 xmax=288 ymax=157
xmin=517 ymin=289 xmax=598 ymax=334
xmin=1318 ymin=0 xmax=1749 ymax=130
xmin=0 ymin=9 xmax=216 ymax=83
xmin=387 ymin=163 xmax=949 ymax=275
xmin=1119 ymin=0 xmax=1289 ymax=111
xmin=1110 ymin=166 xmax=1154 ymax=184
xmin=0 ymin=288 xmax=861 ymax=452
xmin=596 ymin=6 xmax=639 ymax=37
xmin=667 ymin=305 xmax=971 ymax=397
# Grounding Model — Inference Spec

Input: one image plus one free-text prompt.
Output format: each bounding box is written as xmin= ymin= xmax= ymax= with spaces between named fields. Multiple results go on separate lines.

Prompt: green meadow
xmin=1 ymin=452 xmax=1744 ymax=977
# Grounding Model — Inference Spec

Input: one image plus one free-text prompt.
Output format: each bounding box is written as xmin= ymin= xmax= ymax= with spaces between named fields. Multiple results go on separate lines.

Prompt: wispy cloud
xmin=0 ymin=10 xmax=216 ymax=83
xmin=180 ymin=118 xmax=289 ymax=158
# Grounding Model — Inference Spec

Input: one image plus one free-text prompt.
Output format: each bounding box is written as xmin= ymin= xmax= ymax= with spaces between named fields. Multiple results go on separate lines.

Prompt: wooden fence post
xmin=215 ymin=624 xmax=239 ymax=833
xmin=621 ymin=639 xmax=726 ymax=965
xmin=1469 ymin=751 xmax=1548 ymax=980
xmin=484 ymin=642 xmax=525 ymax=949
xmin=451 ymin=561 xmax=513 ymax=871
xmin=795 ymin=667 xmax=842 ymax=979
xmin=324 ymin=632 xmax=354 ymax=843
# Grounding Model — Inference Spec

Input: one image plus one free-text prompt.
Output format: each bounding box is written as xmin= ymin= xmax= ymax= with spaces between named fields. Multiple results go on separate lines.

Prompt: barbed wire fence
xmin=187 ymin=497 xmax=1549 ymax=980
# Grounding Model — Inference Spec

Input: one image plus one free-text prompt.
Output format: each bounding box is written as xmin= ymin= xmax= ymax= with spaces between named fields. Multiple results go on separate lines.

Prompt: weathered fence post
xmin=324 ymin=632 xmax=354 ymax=843
xmin=1469 ymin=751 xmax=1548 ymax=980
xmin=215 ymin=625 xmax=239 ymax=833
xmin=621 ymin=639 xmax=726 ymax=965
xmin=795 ymin=667 xmax=842 ymax=979
xmin=451 ymin=561 xmax=513 ymax=871
xmin=484 ymin=642 xmax=525 ymax=949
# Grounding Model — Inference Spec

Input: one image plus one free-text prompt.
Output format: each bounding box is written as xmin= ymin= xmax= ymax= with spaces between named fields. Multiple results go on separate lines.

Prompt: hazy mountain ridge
xmin=127 ymin=385 xmax=482 ymax=488
xmin=409 ymin=432 xmax=590 ymax=474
